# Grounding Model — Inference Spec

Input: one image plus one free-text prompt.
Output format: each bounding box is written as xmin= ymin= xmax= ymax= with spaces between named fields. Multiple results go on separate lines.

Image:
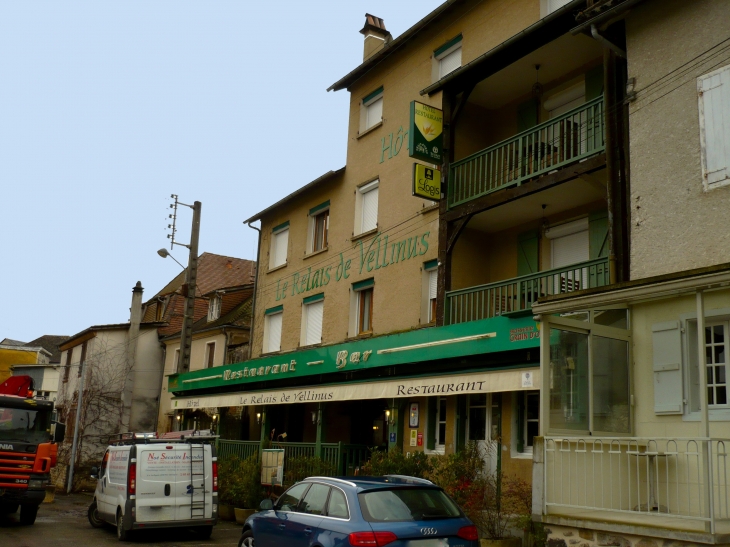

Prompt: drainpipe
xmin=590 ymin=25 xmax=626 ymax=59
xmin=246 ymin=221 xmax=262 ymax=358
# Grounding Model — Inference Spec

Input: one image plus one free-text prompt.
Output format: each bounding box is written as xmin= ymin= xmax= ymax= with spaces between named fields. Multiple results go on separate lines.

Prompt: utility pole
xmin=66 ymin=358 xmax=85 ymax=494
xmin=168 ymin=196 xmax=202 ymax=375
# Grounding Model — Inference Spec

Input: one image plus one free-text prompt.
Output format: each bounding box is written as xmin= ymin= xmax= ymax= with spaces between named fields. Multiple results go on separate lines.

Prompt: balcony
xmin=449 ymin=97 xmax=605 ymax=209
xmin=445 ymin=257 xmax=609 ymax=325
xmin=540 ymin=436 xmax=730 ymax=536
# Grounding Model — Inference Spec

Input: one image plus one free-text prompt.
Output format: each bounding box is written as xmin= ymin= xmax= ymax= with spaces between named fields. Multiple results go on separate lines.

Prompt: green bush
xmin=359 ymin=447 xmax=431 ymax=478
xmin=284 ymin=455 xmax=336 ymax=486
xmin=218 ymin=453 xmax=266 ymax=508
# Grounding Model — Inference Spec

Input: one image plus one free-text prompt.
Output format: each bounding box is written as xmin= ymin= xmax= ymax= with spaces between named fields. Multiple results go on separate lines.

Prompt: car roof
xmin=304 ymin=475 xmax=438 ymax=492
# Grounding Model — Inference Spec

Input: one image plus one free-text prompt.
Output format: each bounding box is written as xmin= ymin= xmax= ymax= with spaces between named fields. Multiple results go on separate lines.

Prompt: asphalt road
xmin=0 ymin=493 xmax=243 ymax=547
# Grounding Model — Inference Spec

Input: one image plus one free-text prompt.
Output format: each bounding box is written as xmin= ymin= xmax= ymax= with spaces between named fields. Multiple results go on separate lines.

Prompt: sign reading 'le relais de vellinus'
xmin=409 ymin=101 xmax=443 ymax=163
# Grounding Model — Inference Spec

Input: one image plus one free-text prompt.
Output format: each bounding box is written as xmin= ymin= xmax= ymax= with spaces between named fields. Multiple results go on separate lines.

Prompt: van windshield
xmin=358 ymin=487 xmax=462 ymax=522
xmin=0 ymin=407 xmax=52 ymax=445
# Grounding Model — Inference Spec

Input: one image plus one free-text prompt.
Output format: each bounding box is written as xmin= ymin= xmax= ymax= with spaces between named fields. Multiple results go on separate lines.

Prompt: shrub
xmin=218 ymin=453 xmax=266 ymax=508
xmin=359 ymin=447 xmax=431 ymax=478
xmin=284 ymin=455 xmax=336 ymax=486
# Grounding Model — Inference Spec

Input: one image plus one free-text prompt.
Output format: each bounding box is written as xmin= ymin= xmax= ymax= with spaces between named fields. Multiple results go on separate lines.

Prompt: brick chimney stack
xmin=360 ymin=14 xmax=392 ymax=61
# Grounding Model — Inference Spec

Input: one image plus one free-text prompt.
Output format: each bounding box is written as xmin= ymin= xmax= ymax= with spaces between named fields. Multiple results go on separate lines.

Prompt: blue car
xmin=238 ymin=475 xmax=479 ymax=547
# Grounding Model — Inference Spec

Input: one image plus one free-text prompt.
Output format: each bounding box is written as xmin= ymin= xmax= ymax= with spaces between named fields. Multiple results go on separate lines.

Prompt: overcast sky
xmin=1 ymin=1 xmax=444 ymax=342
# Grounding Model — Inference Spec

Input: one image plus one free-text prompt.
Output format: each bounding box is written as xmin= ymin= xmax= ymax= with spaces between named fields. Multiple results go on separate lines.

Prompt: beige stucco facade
xmin=627 ymin=0 xmax=730 ymax=280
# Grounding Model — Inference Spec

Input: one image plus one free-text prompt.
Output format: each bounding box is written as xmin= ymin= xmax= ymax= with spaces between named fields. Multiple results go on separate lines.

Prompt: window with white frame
xmin=424 ymin=260 xmax=438 ymax=323
xmin=269 ymin=222 xmax=289 ymax=269
xmin=517 ymin=391 xmax=540 ymax=454
xmin=301 ymin=295 xmax=324 ymax=346
xmin=426 ymin=396 xmax=448 ymax=453
xmin=698 ymin=64 xmax=730 ymax=190
xmin=307 ymin=202 xmax=330 ymax=254
xmin=355 ymin=180 xmax=379 ymax=235
xmin=360 ymin=87 xmax=383 ymax=132
xmin=264 ymin=307 xmax=283 ymax=353
xmin=705 ymin=322 xmax=728 ymax=406
xmin=205 ymin=342 xmax=216 ymax=369
xmin=434 ymin=35 xmax=462 ymax=80
xmin=546 ymin=217 xmax=590 ymax=292
xmin=350 ymin=279 xmax=374 ymax=336
xmin=207 ymin=295 xmax=221 ymax=322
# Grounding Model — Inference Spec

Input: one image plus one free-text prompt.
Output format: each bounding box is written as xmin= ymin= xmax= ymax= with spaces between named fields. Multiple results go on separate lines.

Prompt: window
xmin=350 ymin=279 xmax=374 ymax=337
xmin=63 ymin=348 xmax=72 ymax=383
xmin=355 ymin=180 xmax=379 ymax=235
xmin=264 ymin=307 xmax=283 ymax=353
xmin=326 ymin=488 xmax=349 ymax=519
xmin=705 ymin=322 xmax=728 ymax=407
xmin=207 ymin=295 xmax=221 ymax=322
xmin=301 ymin=295 xmax=324 ymax=346
xmin=360 ymin=87 xmax=383 ymax=132
xmin=307 ymin=201 xmax=330 ymax=254
xmin=426 ymin=396 xmax=447 ymax=453
xmin=517 ymin=391 xmax=540 ymax=453
xmin=300 ymin=483 xmax=330 ymax=515
xmin=205 ymin=342 xmax=216 ymax=369
xmin=424 ymin=260 xmax=438 ymax=323
xmin=269 ymin=222 xmax=289 ymax=269
xmin=434 ymin=35 xmax=462 ymax=80
xmin=276 ymin=482 xmax=310 ymax=512
xmin=173 ymin=348 xmax=180 ymax=372
xmin=546 ymin=218 xmax=590 ymax=292
xmin=547 ymin=310 xmax=630 ymax=434
xmin=698 ymin=64 xmax=730 ymax=190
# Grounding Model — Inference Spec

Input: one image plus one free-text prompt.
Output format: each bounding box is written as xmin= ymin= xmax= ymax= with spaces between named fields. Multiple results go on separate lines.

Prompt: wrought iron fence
xmin=445 ymin=257 xmax=609 ymax=325
xmin=543 ymin=437 xmax=730 ymax=532
xmin=448 ymin=97 xmax=605 ymax=208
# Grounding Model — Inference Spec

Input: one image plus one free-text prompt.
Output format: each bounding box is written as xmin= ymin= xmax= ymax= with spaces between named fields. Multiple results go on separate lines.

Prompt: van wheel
xmin=239 ymin=529 xmax=255 ymax=547
xmin=116 ymin=509 xmax=131 ymax=541
xmin=196 ymin=525 xmax=213 ymax=539
xmin=0 ymin=503 xmax=18 ymax=514
xmin=19 ymin=504 xmax=38 ymax=525
xmin=88 ymin=501 xmax=105 ymax=528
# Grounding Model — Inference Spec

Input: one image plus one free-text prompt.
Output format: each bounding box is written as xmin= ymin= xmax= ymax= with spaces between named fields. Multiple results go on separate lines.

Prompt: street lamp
xmin=157 ymin=248 xmax=185 ymax=270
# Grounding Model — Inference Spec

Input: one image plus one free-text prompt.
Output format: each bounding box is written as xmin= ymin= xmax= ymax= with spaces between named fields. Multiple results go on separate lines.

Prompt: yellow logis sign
xmin=413 ymin=163 xmax=442 ymax=200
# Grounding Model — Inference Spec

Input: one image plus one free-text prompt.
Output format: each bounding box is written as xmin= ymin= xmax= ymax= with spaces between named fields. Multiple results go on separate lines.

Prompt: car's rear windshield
xmin=358 ymin=487 xmax=462 ymax=522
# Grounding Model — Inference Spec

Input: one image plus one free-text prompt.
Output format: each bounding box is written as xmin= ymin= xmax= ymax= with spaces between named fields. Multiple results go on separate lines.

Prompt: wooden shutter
xmin=361 ymin=186 xmax=379 ymax=233
xmin=589 ymin=210 xmax=609 ymax=259
xmin=427 ymin=397 xmax=437 ymax=450
xmin=698 ymin=65 xmax=730 ymax=188
xmin=266 ymin=313 xmax=283 ymax=353
xmin=517 ymin=99 xmax=538 ymax=132
xmin=517 ymin=230 xmax=539 ymax=276
xmin=305 ymin=301 xmax=324 ymax=346
xmin=439 ymin=47 xmax=462 ymax=78
xmin=652 ymin=321 xmax=684 ymax=415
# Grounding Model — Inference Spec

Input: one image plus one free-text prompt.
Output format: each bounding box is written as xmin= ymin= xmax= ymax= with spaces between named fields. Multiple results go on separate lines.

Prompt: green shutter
xmin=517 ymin=99 xmax=538 ymax=133
xmin=589 ymin=211 xmax=609 ymax=259
xmin=516 ymin=394 xmax=525 ymax=453
xmin=517 ymin=230 xmax=539 ymax=276
xmin=585 ymin=65 xmax=604 ymax=101
xmin=426 ymin=398 xmax=437 ymax=450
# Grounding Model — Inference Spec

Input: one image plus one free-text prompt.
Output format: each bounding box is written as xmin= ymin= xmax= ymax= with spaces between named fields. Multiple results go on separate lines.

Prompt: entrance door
xmin=466 ymin=394 xmax=497 ymax=474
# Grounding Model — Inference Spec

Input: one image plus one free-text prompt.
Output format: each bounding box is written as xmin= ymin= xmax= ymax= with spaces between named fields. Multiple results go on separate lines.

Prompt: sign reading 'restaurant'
xmin=409 ymin=101 xmax=443 ymax=163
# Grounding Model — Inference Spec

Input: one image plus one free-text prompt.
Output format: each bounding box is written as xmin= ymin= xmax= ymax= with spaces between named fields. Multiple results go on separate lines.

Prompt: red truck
xmin=0 ymin=375 xmax=65 ymax=524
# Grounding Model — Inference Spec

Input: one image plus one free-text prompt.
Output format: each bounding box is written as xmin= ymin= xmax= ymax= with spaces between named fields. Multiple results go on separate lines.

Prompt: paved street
xmin=0 ymin=493 xmax=242 ymax=547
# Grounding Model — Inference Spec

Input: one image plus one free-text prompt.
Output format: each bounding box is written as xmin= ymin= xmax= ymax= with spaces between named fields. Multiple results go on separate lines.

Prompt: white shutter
xmin=361 ymin=187 xmax=379 ymax=233
xmin=439 ymin=47 xmax=461 ymax=78
xmin=305 ymin=301 xmax=324 ymax=345
xmin=552 ymin=230 xmax=589 ymax=268
xmin=428 ymin=269 xmax=438 ymax=300
xmin=698 ymin=65 xmax=730 ymax=188
xmin=272 ymin=229 xmax=289 ymax=268
xmin=366 ymin=97 xmax=383 ymax=129
xmin=547 ymin=0 xmax=572 ymax=14
xmin=652 ymin=321 xmax=684 ymax=414
xmin=266 ymin=313 xmax=282 ymax=352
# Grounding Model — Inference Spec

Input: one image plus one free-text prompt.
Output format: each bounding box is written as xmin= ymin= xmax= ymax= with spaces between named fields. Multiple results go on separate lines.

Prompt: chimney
xmin=130 ymin=281 xmax=144 ymax=329
xmin=121 ymin=281 xmax=144 ymax=433
xmin=360 ymin=14 xmax=392 ymax=61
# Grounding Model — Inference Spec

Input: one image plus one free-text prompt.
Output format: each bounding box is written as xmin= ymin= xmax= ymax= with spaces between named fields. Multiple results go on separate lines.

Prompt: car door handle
xmin=304 ymin=528 xmax=313 ymax=535
xmin=278 ymin=524 xmax=286 ymax=530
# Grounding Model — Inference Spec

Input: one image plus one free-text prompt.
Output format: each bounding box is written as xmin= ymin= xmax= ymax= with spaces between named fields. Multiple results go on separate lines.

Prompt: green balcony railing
xmin=448 ymin=97 xmax=605 ymax=209
xmin=445 ymin=257 xmax=609 ymax=325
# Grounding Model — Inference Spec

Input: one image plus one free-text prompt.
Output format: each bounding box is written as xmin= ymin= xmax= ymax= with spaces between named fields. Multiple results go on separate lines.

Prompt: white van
xmin=87 ymin=434 xmax=218 ymax=541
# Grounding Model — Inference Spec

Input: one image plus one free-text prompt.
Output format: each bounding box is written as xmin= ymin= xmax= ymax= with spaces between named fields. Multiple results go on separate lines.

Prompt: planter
xmin=218 ymin=504 xmax=235 ymax=521
xmin=234 ymin=508 xmax=256 ymax=524
xmin=479 ymin=539 xmax=522 ymax=547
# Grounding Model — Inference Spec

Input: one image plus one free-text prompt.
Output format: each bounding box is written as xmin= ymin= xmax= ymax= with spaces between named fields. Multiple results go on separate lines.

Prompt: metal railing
xmin=448 ymin=97 xmax=605 ymax=209
xmin=216 ymin=439 xmax=369 ymax=477
xmin=543 ymin=437 xmax=730 ymax=532
xmin=445 ymin=257 xmax=609 ymax=325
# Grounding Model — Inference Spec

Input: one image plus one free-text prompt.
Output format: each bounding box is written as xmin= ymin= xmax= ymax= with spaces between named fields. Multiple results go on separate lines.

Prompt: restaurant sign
xmin=409 ymin=101 xmax=443 ymax=163
xmin=168 ymin=315 xmax=540 ymax=394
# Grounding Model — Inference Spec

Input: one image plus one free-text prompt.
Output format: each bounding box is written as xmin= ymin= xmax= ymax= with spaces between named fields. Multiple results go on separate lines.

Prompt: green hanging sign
xmin=409 ymin=101 xmax=443 ymax=164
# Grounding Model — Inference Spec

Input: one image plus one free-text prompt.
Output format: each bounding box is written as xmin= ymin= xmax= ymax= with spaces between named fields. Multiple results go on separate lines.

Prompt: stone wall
xmin=546 ymin=524 xmax=696 ymax=547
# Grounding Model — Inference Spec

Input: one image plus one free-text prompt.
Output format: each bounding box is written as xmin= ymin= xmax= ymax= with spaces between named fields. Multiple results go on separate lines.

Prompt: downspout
xmin=590 ymin=24 xmax=626 ymax=58
xmin=246 ymin=221 xmax=262 ymax=358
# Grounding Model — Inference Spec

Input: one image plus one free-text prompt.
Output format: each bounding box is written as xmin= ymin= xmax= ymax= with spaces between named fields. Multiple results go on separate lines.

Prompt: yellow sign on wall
xmin=412 ymin=163 xmax=442 ymax=200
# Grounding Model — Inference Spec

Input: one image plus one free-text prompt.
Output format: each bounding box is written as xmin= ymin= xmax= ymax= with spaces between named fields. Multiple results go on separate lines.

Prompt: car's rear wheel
xmin=239 ymin=528 xmax=255 ymax=547
xmin=19 ymin=504 xmax=38 ymax=525
xmin=88 ymin=500 xmax=105 ymax=528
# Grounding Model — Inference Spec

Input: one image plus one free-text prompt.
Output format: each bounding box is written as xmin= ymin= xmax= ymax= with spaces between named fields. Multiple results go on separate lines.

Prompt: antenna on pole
xmin=167 ymin=194 xmax=180 ymax=250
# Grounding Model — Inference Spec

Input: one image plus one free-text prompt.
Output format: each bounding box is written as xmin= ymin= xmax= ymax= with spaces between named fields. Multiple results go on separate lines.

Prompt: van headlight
xmin=29 ymin=479 xmax=44 ymax=489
